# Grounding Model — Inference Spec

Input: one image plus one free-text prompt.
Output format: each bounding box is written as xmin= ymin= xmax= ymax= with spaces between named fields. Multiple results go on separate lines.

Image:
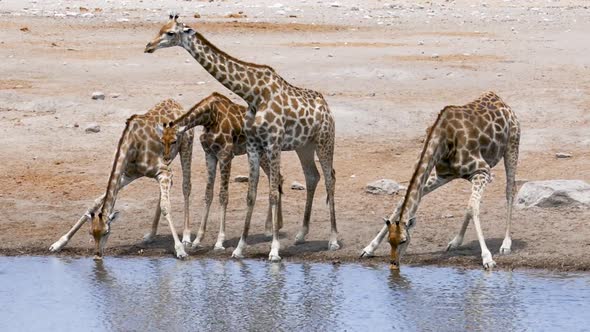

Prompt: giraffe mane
xmin=398 ymin=106 xmax=451 ymax=224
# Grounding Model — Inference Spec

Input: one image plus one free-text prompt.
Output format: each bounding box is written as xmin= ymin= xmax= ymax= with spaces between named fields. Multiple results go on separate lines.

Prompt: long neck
xmin=184 ymin=33 xmax=265 ymax=105
xmin=399 ymin=119 xmax=446 ymax=224
xmin=173 ymin=95 xmax=218 ymax=129
xmin=100 ymin=125 xmax=132 ymax=216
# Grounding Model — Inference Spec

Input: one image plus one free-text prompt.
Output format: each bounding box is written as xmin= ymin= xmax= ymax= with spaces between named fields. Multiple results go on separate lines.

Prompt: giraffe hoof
xmin=231 ymin=251 xmax=244 ymax=259
xmin=483 ymin=260 xmax=496 ymax=270
xmin=49 ymin=237 xmax=67 ymax=252
xmin=142 ymin=233 xmax=156 ymax=244
xmin=294 ymin=232 xmax=307 ymax=245
xmin=191 ymin=241 xmax=203 ymax=249
xmin=499 ymin=238 xmax=512 ymax=255
xmin=499 ymin=247 xmax=511 ymax=255
xmin=213 ymin=244 xmax=225 ymax=251
xmin=360 ymin=250 xmax=374 ymax=258
xmin=269 ymin=254 xmax=282 ymax=262
xmin=175 ymin=245 xmax=188 ymax=259
xmin=182 ymin=241 xmax=192 ymax=248
xmin=328 ymin=241 xmax=340 ymax=251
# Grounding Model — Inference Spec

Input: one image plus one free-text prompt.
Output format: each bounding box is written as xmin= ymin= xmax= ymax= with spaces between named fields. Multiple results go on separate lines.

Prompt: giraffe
xmin=145 ymin=14 xmax=339 ymax=261
xmin=49 ymin=99 xmax=195 ymax=259
xmin=361 ymin=92 xmax=520 ymax=270
xmin=158 ymin=92 xmax=284 ymax=251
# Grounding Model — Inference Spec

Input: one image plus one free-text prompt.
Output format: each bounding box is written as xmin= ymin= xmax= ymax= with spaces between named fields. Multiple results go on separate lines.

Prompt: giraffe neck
xmin=173 ymin=94 xmax=220 ymax=128
xmin=399 ymin=113 xmax=448 ymax=224
xmin=100 ymin=120 xmax=133 ymax=217
xmin=184 ymin=33 xmax=267 ymax=105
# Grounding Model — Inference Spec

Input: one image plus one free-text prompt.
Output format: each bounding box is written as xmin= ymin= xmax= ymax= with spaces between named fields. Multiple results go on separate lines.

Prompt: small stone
xmin=234 ymin=175 xmax=249 ymax=183
xmin=314 ymin=46 xmax=320 ymax=50
xmin=110 ymin=93 xmax=120 ymax=98
xmin=91 ymin=91 xmax=105 ymax=100
xmin=291 ymin=181 xmax=306 ymax=190
xmin=85 ymin=124 xmax=101 ymax=133
xmin=328 ymin=54 xmax=334 ymax=57
xmin=81 ymin=13 xmax=94 ymax=18
xmin=20 ymin=27 xmax=30 ymax=32
xmin=117 ymin=18 xmax=129 ymax=22
xmin=441 ymin=214 xmax=454 ymax=219
xmin=194 ymin=12 xmax=201 ymax=18
xmin=73 ymin=123 xmax=79 ymax=128
xmin=555 ymin=152 xmax=572 ymax=159
xmin=418 ymin=40 xmax=424 ymax=45
xmin=330 ymin=2 xmax=341 ymax=7
xmin=431 ymin=53 xmax=440 ymax=59
xmin=350 ymin=6 xmax=360 ymax=11
xmin=366 ymin=179 xmax=406 ymax=195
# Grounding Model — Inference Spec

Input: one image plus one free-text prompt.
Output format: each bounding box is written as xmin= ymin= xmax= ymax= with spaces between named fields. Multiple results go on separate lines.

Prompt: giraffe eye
xmin=171 ymin=140 xmax=177 ymax=145
xmin=166 ymin=31 xmax=175 ymax=36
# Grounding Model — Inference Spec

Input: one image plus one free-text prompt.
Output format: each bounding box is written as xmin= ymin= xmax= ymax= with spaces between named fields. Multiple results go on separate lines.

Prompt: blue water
xmin=0 ymin=257 xmax=589 ymax=331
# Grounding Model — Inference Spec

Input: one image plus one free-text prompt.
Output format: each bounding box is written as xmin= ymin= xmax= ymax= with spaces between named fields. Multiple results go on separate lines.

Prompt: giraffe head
xmin=385 ymin=216 xmax=415 ymax=270
xmin=156 ymin=122 xmax=186 ymax=164
xmin=144 ymin=13 xmax=195 ymax=53
xmin=87 ymin=210 xmax=120 ymax=260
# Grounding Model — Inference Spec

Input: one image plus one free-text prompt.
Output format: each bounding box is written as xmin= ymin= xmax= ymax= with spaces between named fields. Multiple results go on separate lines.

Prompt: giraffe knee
xmin=219 ymin=191 xmax=229 ymax=206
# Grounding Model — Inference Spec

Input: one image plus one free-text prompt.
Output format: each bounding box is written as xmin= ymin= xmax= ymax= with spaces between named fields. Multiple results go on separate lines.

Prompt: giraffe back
xmin=435 ymin=92 xmax=519 ymax=178
xmin=200 ymin=96 xmax=249 ymax=157
xmin=124 ymin=99 xmax=192 ymax=178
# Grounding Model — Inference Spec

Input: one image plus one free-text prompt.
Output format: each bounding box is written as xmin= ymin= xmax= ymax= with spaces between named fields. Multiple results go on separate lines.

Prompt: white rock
xmin=291 ymin=181 xmax=305 ymax=190
xmin=91 ymin=91 xmax=105 ymax=100
xmin=516 ymin=180 xmax=590 ymax=208
xmin=366 ymin=179 xmax=406 ymax=195
xmin=234 ymin=175 xmax=249 ymax=183
xmin=110 ymin=93 xmax=120 ymax=98
xmin=81 ymin=13 xmax=94 ymax=18
xmin=555 ymin=152 xmax=572 ymax=159
xmin=85 ymin=124 xmax=101 ymax=133
xmin=330 ymin=2 xmax=341 ymax=7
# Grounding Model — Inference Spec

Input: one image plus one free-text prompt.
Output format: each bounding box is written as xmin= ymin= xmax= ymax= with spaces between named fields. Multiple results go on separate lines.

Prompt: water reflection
xmin=0 ymin=257 xmax=589 ymax=332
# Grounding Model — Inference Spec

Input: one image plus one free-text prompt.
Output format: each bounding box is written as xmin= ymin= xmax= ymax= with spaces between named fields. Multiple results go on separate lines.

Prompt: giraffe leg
xmin=214 ymin=152 xmax=232 ymax=251
xmin=293 ymin=144 xmax=320 ymax=245
xmin=467 ymin=172 xmax=495 ymax=269
xmin=361 ymin=174 xmax=452 ymax=257
xmin=266 ymin=147 xmax=283 ymax=261
xmin=49 ymin=176 xmax=135 ymax=252
xmin=500 ymin=129 xmax=520 ymax=255
xmin=193 ymin=153 xmax=217 ymax=248
xmin=142 ymin=194 xmax=161 ymax=244
xmin=261 ymin=154 xmax=284 ymax=236
xmin=232 ymin=148 xmax=260 ymax=259
xmin=157 ymin=171 xmax=188 ymax=259
xmin=179 ymin=132 xmax=194 ymax=246
xmin=315 ymin=141 xmax=339 ymax=250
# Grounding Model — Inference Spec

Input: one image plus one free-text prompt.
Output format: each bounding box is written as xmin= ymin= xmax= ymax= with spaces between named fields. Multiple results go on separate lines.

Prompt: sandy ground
xmin=1 ymin=0 xmax=589 ymax=271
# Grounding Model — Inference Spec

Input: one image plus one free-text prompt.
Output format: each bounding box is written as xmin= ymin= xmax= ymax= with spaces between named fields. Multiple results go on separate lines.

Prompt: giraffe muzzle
xmin=144 ymin=43 xmax=155 ymax=53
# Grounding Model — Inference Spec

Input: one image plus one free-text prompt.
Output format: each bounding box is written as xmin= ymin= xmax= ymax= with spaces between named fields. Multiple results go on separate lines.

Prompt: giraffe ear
xmin=176 ymin=125 xmax=187 ymax=134
xmin=408 ymin=217 xmax=416 ymax=228
xmin=155 ymin=124 xmax=164 ymax=138
xmin=107 ymin=211 xmax=120 ymax=224
xmin=182 ymin=27 xmax=195 ymax=36
xmin=383 ymin=217 xmax=391 ymax=226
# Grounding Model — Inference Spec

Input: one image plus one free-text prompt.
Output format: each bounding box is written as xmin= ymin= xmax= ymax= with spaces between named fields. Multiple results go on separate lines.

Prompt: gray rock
xmin=85 ymin=123 xmax=101 ymax=133
xmin=516 ymin=180 xmax=590 ymax=208
xmin=91 ymin=91 xmax=105 ymax=100
xmin=234 ymin=175 xmax=249 ymax=183
xmin=366 ymin=179 xmax=406 ymax=195
xmin=291 ymin=181 xmax=305 ymax=190
xmin=555 ymin=152 xmax=572 ymax=159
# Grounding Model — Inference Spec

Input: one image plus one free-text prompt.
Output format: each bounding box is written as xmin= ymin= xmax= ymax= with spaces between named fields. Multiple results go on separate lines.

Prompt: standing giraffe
xmin=49 ymin=99 xmax=195 ymax=259
xmin=145 ymin=14 xmax=339 ymax=261
xmin=361 ymin=92 xmax=520 ymax=270
xmin=159 ymin=92 xmax=284 ymax=251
